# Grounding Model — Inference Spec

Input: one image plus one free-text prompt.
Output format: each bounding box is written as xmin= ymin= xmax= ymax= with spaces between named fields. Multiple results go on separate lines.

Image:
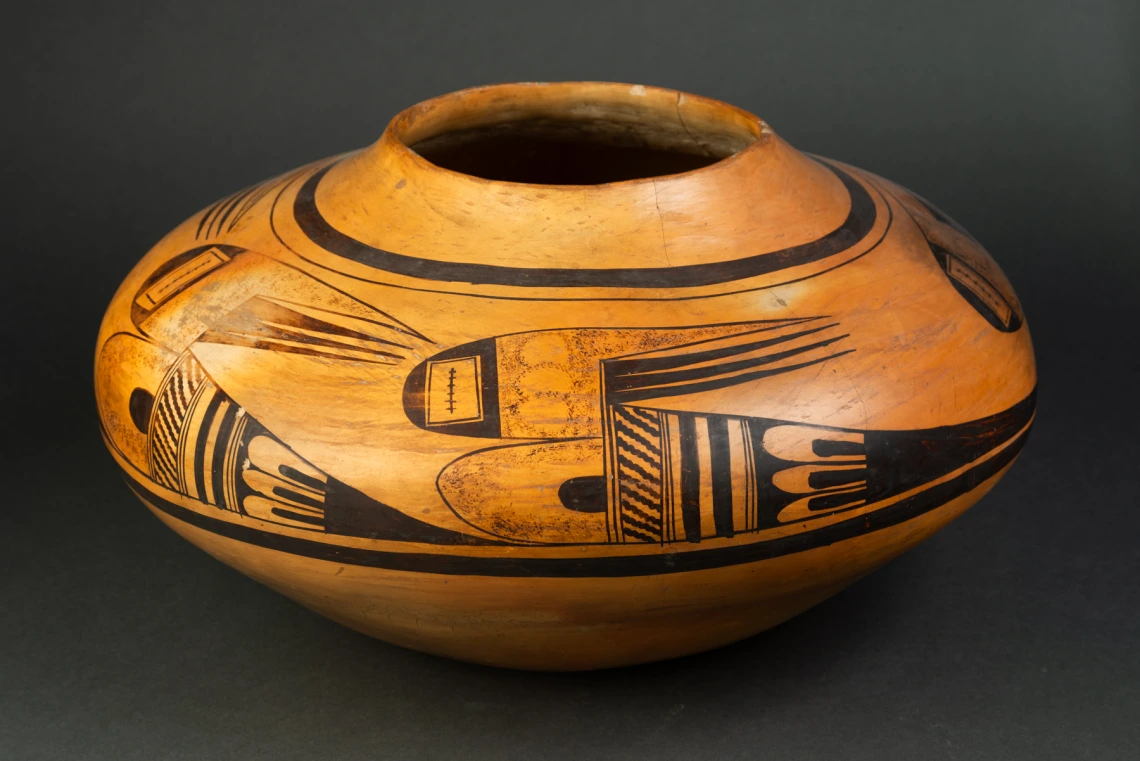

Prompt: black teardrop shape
xmin=558 ymin=476 xmax=608 ymax=513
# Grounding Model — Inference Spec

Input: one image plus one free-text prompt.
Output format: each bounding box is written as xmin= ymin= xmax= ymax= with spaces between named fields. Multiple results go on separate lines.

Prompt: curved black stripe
xmin=613 ymin=350 xmax=855 ymax=403
xmin=293 ymin=162 xmax=878 ymax=288
xmin=192 ymin=393 xmax=224 ymax=503
xmin=608 ymin=335 xmax=849 ymax=394
xmin=125 ymin=422 xmax=1028 ymax=577
xmin=196 ymin=196 xmax=229 ymax=239
xmin=609 ymin=323 xmax=838 ymax=378
xmin=212 ymin=184 xmax=257 ymax=238
xmin=210 ymin=402 xmax=239 ymax=511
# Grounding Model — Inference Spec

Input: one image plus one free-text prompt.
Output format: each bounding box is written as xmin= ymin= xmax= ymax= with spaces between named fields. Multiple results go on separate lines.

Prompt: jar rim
xmin=380 ymin=81 xmax=771 ymax=189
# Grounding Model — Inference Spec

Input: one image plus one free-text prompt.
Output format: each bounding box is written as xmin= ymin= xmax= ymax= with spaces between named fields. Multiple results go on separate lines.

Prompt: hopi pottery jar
xmin=96 ymin=82 xmax=1036 ymax=670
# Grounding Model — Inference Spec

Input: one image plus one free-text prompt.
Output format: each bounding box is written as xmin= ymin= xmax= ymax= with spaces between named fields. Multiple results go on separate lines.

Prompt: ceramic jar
xmin=96 ymin=82 xmax=1035 ymax=669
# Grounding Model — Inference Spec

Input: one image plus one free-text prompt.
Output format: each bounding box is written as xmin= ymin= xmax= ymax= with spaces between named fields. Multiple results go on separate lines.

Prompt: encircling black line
xmin=293 ymin=162 xmax=877 ymax=288
xmin=123 ymin=416 xmax=1032 ymax=577
xmin=270 ymin=161 xmax=894 ymax=303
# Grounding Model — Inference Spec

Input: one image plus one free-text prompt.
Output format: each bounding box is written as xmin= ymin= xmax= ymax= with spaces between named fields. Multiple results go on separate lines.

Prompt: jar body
xmin=95 ymin=84 xmax=1035 ymax=669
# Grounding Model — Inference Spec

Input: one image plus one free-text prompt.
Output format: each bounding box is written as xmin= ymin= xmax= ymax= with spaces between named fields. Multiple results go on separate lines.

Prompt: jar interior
xmin=400 ymin=86 xmax=761 ymax=185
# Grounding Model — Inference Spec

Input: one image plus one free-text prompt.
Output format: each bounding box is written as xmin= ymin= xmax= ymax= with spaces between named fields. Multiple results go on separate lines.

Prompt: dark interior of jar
xmin=409 ymin=118 xmax=747 ymax=185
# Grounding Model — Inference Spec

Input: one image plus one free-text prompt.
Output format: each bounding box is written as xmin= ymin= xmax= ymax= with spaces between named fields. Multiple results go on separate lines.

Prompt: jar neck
xmin=303 ymin=82 xmax=852 ymax=274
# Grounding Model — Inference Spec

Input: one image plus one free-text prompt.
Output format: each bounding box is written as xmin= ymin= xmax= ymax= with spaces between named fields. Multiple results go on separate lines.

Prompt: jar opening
xmin=394 ymin=83 xmax=762 ymax=185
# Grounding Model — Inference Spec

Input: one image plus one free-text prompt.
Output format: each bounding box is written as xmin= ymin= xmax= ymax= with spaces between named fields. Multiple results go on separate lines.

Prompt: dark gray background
xmin=3 ymin=1 xmax=1137 ymax=758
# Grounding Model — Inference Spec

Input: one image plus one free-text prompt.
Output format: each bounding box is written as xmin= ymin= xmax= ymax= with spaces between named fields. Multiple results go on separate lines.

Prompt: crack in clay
xmin=675 ymin=91 xmax=715 ymax=157
xmin=651 ymin=180 xmax=673 ymax=267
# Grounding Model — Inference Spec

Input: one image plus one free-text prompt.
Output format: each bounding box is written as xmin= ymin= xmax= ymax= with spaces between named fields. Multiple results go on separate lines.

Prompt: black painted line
xmin=608 ymin=323 xmax=839 ymax=378
xmin=270 ymin=507 xmax=324 ymax=527
xmin=808 ymin=468 xmax=867 ymax=490
xmin=211 ymin=402 xmax=239 ymax=511
xmin=196 ymin=196 xmax=228 ymax=239
xmin=228 ymin=181 xmax=277 ymax=233
xmin=213 ymin=325 xmax=407 ymax=358
xmin=192 ymin=392 xmax=224 ymax=505
xmin=211 ymin=185 xmax=256 ymax=238
xmin=608 ymin=334 xmax=849 ymax=394
xmin=272 ymin=486 xmax=325 ymax=511
xmin=707 ymin=417 xmax=735 ymax=538
xmin=279 ymin=464 xmax=326 ymax=492
xmin=293 ymin=162 xmax=877 ymax=289
xmin=124 ymin=421 xmax=1030 ymax=578
xmin=268 ymin=296 xmax=432 ymax=343
xmin=269 ymin=163 xmax=895 ymax=303
xmin=613 ymin=349 xmax=855 ymax=403
xmin=198 ymin=338 xmax=401 ymax=366
xmin=742 ymin=419 xmax=756 ymax=531
xmin=679 ymin=415 xmax=702 ymax=543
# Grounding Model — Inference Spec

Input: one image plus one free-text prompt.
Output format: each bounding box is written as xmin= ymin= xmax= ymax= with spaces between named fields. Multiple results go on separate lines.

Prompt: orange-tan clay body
xmin=95 ymin=83 xmax=1036 ymax=670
